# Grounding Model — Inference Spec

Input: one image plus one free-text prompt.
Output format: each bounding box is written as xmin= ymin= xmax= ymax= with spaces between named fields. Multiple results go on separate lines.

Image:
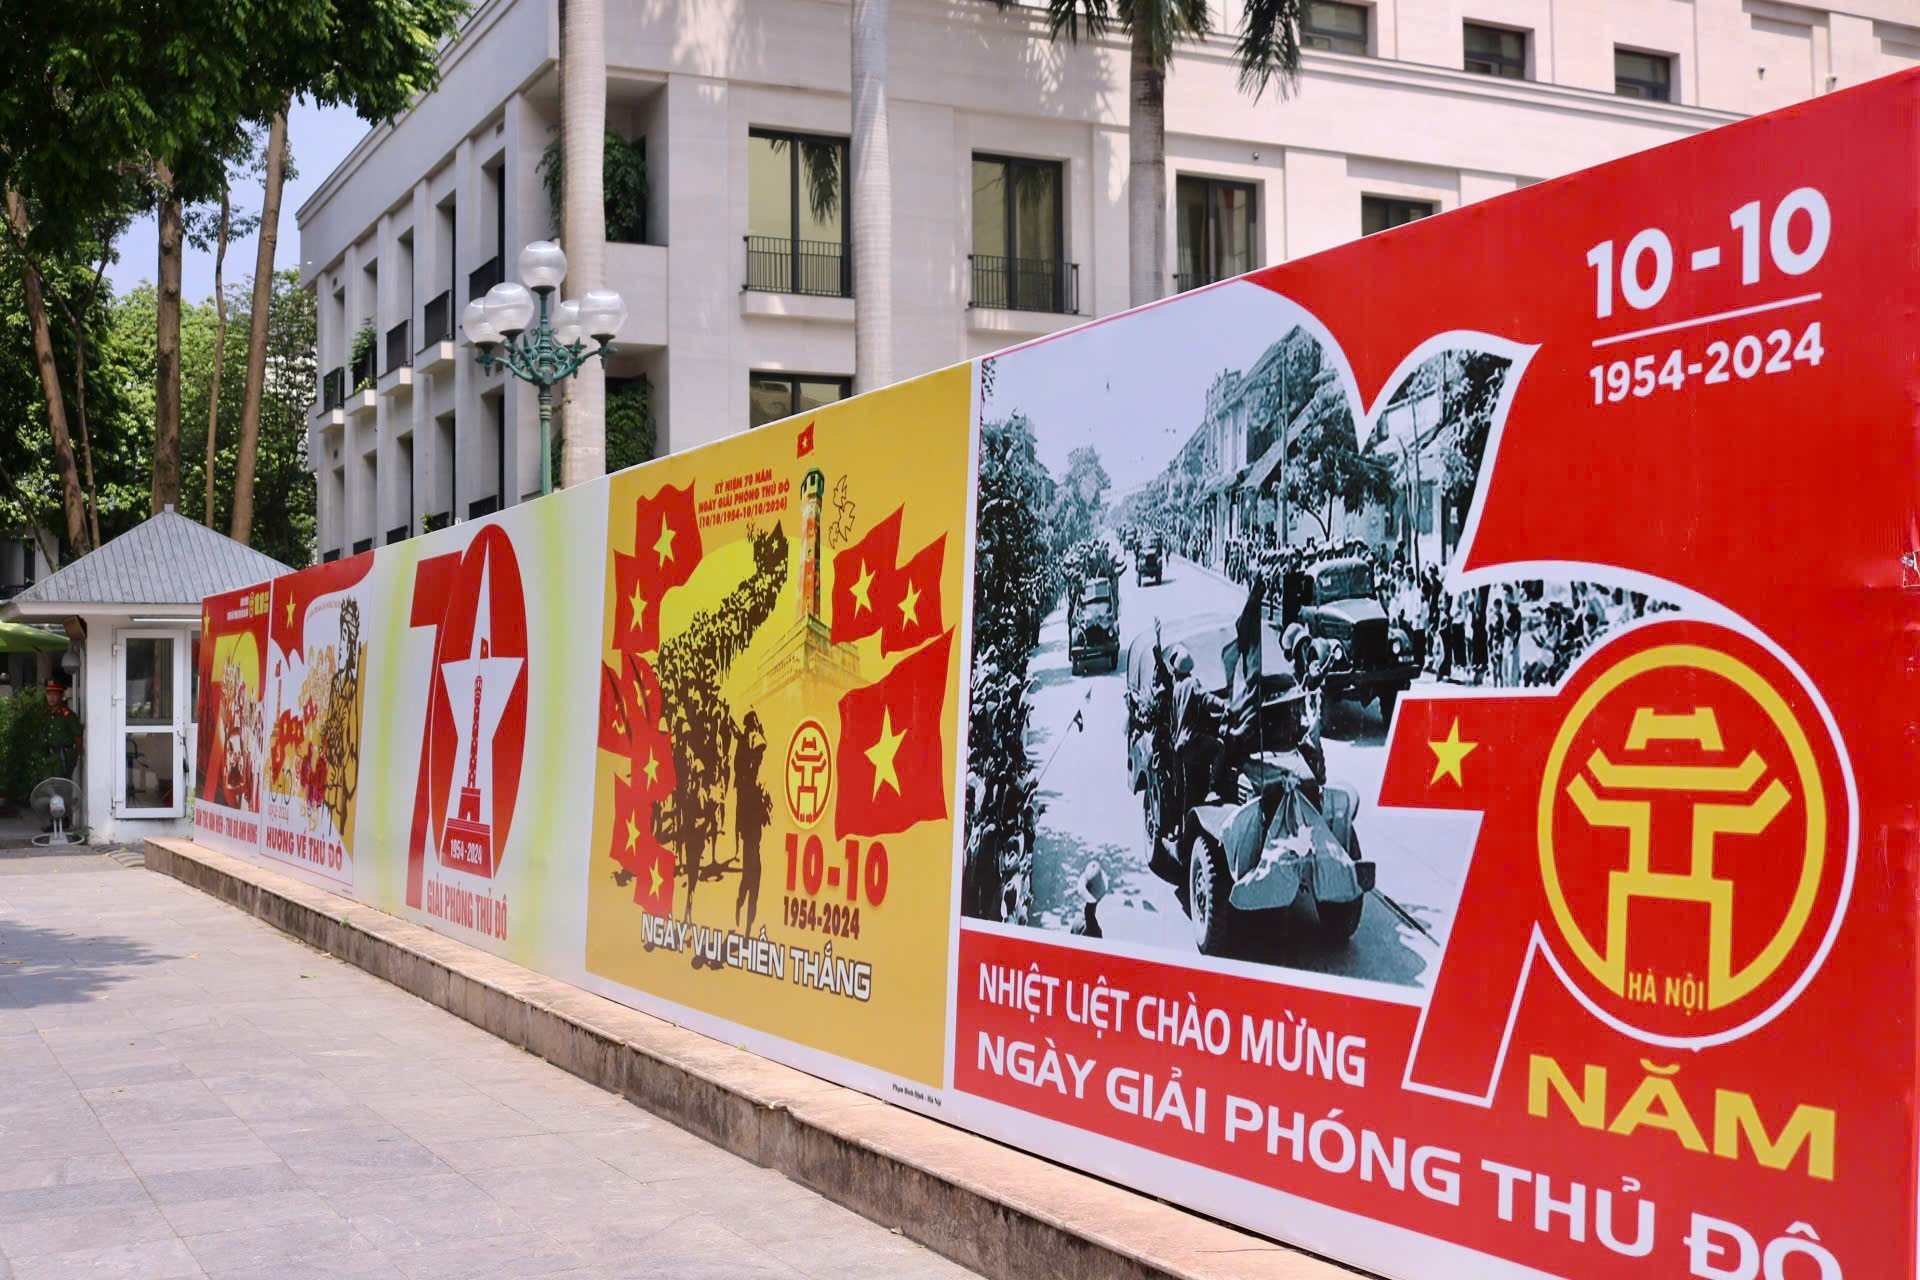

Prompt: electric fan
xmin=30 ymin=777 xmax=80 ymax=846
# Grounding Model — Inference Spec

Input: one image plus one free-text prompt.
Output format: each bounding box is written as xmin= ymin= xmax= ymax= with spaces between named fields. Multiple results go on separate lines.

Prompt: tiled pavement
xmin=0 ymin=851 xmax=977 ymax=1280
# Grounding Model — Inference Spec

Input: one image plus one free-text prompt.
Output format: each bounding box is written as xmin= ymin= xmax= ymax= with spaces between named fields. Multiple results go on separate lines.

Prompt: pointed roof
xmin=7 ymin=510 xmax=289 ymax=609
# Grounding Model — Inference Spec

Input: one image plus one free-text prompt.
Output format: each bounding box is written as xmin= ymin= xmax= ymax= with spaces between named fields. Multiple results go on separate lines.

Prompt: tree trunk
xmin=152 ymin=164 xmax=185 ymax=514
xmin=558 ymin=0 xmax=607 ymax=489
xmin=51 ymin=254 xmax=109 ymax=550
xmin=850 ymin=0 xmax=892 ymax=394
xmin=1127 ymin=26 xmax=1167 ymax=309
xmin=204 ymin=184 xmax=232 ymax=526
xmin=230 ymin=109 xmax=288 ymax=545
xmin=4 ymin=190 xmax=91 ymax=555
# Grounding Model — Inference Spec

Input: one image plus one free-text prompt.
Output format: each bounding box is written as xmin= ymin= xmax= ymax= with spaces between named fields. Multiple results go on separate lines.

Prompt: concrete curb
xmin=143 ymin=837 xmax=1365 ymax=1280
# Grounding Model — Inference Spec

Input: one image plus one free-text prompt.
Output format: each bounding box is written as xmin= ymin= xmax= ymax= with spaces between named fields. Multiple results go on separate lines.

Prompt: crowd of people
xmin=1165 ymin=525 xmax=1671 ymax=691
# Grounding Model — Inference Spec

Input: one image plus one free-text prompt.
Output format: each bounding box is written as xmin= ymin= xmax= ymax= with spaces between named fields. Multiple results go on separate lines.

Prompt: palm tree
xmin=559 ymin=0 xmax=608 ymax=486
xmin=849 ymin=0 xmax=892 ymax=394
xmin=997 ymin=0 xmax=1303 ymax=309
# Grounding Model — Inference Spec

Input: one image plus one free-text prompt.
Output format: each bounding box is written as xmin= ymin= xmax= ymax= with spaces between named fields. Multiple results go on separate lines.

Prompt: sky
xmin=981 ymin=282 xmax=1323 ymax=499
xmin=104 ymin=100 xmax=372 ymax=302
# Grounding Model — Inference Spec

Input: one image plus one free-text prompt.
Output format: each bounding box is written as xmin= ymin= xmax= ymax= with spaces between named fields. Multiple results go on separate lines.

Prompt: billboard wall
xmin=195 ymin=72 xmax=1920 ymax=1280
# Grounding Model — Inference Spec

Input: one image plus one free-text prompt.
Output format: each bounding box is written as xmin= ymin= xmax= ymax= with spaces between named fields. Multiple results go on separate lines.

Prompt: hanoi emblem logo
xmin=786 ymin=718 xmax=833 ymax=828
xmin=1536 ymin=632 xmax=1850 ymax=1041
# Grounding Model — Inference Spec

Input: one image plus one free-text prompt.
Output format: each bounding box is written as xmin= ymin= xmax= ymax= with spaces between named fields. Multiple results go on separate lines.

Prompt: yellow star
xmin=849 ymin=561 xmax=875 ymax=614
xmin=898 ymin=581 xmax=921 ymax=628
xmin=865 ymin=708 xmax=906 ymax=799
xmin=653 ymin=519 xmax=676 ymax=564
xmin=284 ymin=596 xmax=295 ymax=626
xmin=628 ymin=583 xmax=646 ymax=631
xmin=647 ymin=856 xmax=665 ymax=901
xmin=643 ymin=750 xmax=660 ymax=786
xmin=623 ymin=813 xmax=640 ymax=852
xmin=1429 ymin=718 xmax=1478 ymax=787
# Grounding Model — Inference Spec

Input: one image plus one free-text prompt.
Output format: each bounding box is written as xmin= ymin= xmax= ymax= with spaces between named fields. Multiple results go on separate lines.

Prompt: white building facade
xmin=297 ymin=0 xmax=1920 ymax=560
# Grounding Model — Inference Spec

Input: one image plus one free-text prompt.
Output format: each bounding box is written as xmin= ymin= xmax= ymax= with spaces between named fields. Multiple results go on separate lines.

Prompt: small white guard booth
xmin=2 ymin=510 xmax=288 ymax=843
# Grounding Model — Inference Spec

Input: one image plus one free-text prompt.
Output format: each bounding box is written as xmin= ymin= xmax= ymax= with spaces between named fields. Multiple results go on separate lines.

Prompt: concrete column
xmin=1279 ymin=148 xmax=1349 ymax=261
xmin=340 ymin=240 xmax=365 ymax=546
xmin=1692 ymin=0 xmax=1755 ymax=113
xmin=1827 ymin=13 xmax=1875 ymax=92
xmin=664 ymin=74 xmax=733 ymax=453
xmin=503 ymin=91 xmax=548 ymax=504
xmin=889 ymin=100 xmax=958 ymax=383
xmin=453 ymin=136 xmax=480 ymax=517
xmin=1091 ymin=126 xmax=1129 ymax=318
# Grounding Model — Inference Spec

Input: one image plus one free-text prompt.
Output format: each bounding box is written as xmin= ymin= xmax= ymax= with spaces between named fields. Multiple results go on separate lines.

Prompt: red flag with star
xmin=609 ymin=771 xmax=677 ymax=915
xmin=834 ymin=629 xmax=953 ymax=838
xmin=620 ymin=482 xmax=704 ymax=652
xmin=877 ymin=534 xmax=945 ymax=655
xmin=598 ymin=655 xmax=669 ymax=766
xmin=830 ymin=507 xmax=901 ymax=643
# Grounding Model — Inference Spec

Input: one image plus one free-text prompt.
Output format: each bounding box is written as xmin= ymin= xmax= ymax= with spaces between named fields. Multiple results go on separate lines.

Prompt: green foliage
xmin=991 ymin=0 xmax=1302 ymax=91
xmin=350 ymin=323 xmax=377 ymax=389
xmin=607 ymin=376 xmax=656 ymax=472
xmin=538 ymin=134 xmax=650 ymax=243
xmin=0 ymin=0 xmax=471 ymax=258
xmin=0 ymin=688 xmax=55 ymax=806
xmin=0 ymin=243 xmax=151 ymax=559
xmin=174 ymin=271 xmax=318 ymax=568
xmin=549 ymin=375 xmax=656 ymax=482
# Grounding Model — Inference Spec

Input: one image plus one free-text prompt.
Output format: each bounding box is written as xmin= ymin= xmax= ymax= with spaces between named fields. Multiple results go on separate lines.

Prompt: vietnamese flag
xmin=618 ymin=481 xmax=704 ymax=652
xmin=609 ymin=549 xmax=660 ymax=652
xmin=598 ymin=654 xmax=668 ymax=763
xmin=609 ymin=772 xmax=676 ymax=915
xmin=877 ymin=534 xmax=945 ymax=656
xmin=830 ymin=507 xmax=902 ymax=643
xmin=834 ymin=629 xmax=954 ymax=838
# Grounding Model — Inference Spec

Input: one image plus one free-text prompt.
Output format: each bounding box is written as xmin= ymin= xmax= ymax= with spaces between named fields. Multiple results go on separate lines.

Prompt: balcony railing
xmin=969 ymin=254 xmax=1078 ymax=314
xmin=320 ymin=367 xmax=346 ymax=411
xmin=743 ymin=235 xmax=850 ymax=298
xmin=423 ymin=510 xmax=453 ymax=534
xmin=352 ymin=537 xmax=374 ymax=555
xmin=420 ymin=290 xmax=452 ymax=348
xmin=467 ymin=495 xmax=500 ymax=520
xmin=1174 ymin=270 xmax=1223 ymax=294
xmin=385 ymin=320 xmax=411 ymax=375
xmin=386 ymin=525 xmax=409 ymax=545
xmin=468 ymin=256 xmax=502 ymax=302
xmin=350 ymin=346 xmax=377 ymax=393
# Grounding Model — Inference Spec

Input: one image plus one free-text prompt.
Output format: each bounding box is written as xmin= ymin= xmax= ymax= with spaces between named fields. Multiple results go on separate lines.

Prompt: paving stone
xmin=179 ymin=1217 xmax=375 ymax=1274
xmin=0 ymin=859 xmax=978 ymax=1280
xmin=5 ymin=1236 xmax=203 ymax=1280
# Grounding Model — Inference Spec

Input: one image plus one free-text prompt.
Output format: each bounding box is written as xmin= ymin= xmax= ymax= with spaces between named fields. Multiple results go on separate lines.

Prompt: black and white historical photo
xmin=960 ymin=283 xmax=1679 ymax=990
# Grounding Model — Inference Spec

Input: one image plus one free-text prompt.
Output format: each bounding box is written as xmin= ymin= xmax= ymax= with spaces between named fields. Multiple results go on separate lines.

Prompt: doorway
xmin=118 ymin=629 xmax=189 ymax=817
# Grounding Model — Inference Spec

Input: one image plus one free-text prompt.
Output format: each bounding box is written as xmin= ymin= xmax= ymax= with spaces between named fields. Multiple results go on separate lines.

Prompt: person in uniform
xmin=43 ymin=678 xmax=81 ymax=778
xmin=732 ymin=711 xmax=772 ymax=932
xmin=1153 ymin=624 xmax=1226 ymax=835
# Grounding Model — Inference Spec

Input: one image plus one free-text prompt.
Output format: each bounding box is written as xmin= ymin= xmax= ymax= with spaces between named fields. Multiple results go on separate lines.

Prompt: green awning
xmin=0 ymin=620 xmax=71 ymax=654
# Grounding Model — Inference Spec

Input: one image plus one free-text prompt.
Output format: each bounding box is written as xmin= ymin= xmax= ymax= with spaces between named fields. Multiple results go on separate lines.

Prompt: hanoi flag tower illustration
xmin=436 ymin=565 xmax=524 ymax=877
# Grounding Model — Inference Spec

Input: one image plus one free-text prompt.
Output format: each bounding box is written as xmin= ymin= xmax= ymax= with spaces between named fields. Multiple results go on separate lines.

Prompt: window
xmin=750 ymin=373 xmax=851 ymax=430
xmin=1615 ymin=48 xmax=1673 ymax=101
xmin=746 ymin=129 xmax=850 ymax=297
xmin=1362 ymin=196 xmax=1436 ymax=236
xmin=1301 ymin=1 xmax=1368 ymax=55
xmin=1176 ymin=176 xmax=1256 ymax=292
xmin=1463 ymin=22 xmax=1527 ymax=79
xmin=971 ymin=155 xmax=1073 ymax=312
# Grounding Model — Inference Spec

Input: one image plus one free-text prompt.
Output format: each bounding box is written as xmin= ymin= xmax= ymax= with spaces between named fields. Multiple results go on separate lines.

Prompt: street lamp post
xmin=459 ymin=240 xmax=628 ymax=496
